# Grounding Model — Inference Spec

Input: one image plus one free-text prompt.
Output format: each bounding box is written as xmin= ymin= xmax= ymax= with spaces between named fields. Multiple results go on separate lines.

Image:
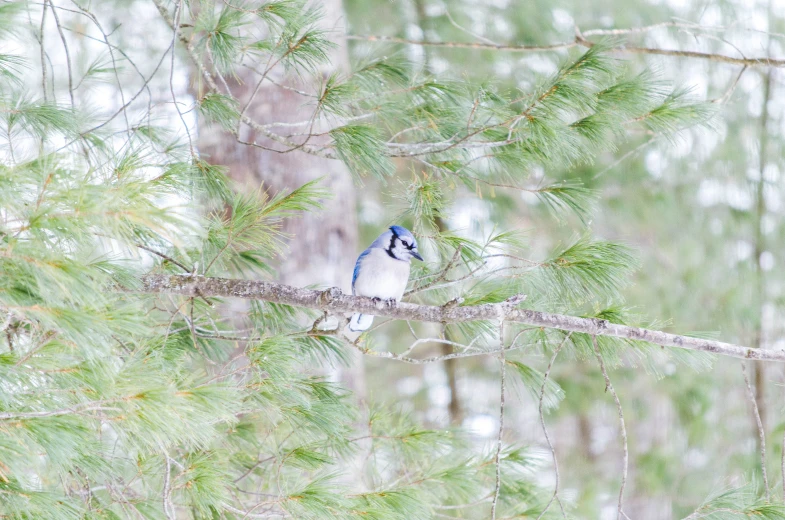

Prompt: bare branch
xmin=399 ymin=335 xmax=481 ymax=358
xmin=592 ymin=336 xmax=628 ymax=520
xmin=782 ymin=378 xmax=785 ymax=500
xmin=537 ymin=333 xmax=572 ymax=520
xmin=345 ymin=34 xmax=574 ymax=53
xmin=741 ymin=362 xmax=770 ymax=501
xmin=0 ymin=399 xmax=121 ymax=421
xmin=71 ymin=2 xmax=131 ymax=134
xmin=162 ymin=452 xmax=174 ymax=520
xmin=38 ymin=2 xmax=48 ymax=101
xmin=444 ymin=9 xmax=499 ymax=46
xmin=132 ymin=274 xmax=785 ymax=363
xmin=347 ymin=32 xmax=785 ymax=68
xmin=405 ymin=244 xmax=463 ymax=296
xmin=47 ymin=0 xmax=75 ymax=107
xmin=582 ymin=21 xmax=697 ymax=37
xmin=587 ymin=40 xmax=785 ymax=68
xmin=167 ymin=0 xmax=195 ymax=156
xmin=55 ymin=15 xmax=174 ymax=152
xmin=119 ymin=240 xmax=192 ymax=273
xmin=490 ymin=321 xmax=506 ymax=520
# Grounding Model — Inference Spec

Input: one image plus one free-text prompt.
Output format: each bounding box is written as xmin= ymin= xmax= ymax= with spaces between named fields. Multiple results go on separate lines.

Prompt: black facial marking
xmin=386 ymin=229 xmax=399 ymax=259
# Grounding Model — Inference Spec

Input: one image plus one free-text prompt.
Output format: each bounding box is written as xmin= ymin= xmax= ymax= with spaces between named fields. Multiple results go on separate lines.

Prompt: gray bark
xmin=133 ymin=274 xmax=785 ymax=363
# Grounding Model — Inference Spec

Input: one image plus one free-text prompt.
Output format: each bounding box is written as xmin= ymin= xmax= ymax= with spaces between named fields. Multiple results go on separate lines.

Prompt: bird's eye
xmin=402 ymin=240 xmax=409 ymax=247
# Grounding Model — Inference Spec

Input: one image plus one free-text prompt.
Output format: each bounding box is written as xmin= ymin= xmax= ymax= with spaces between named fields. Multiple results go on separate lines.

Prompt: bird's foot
xmin=370 ymin=297 xmax=397 ymax=310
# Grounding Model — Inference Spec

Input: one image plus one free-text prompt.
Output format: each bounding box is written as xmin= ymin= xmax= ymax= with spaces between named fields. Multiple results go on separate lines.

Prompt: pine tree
xmin=1 ymin=1 xmax=782 ymax=518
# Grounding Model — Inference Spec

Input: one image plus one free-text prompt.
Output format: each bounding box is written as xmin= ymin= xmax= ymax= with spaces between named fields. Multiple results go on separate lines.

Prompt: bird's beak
xmin=411 ymin=251 xmax=423 ymax=261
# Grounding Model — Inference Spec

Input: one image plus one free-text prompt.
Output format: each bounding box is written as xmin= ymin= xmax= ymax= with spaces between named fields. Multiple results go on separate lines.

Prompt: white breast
xmin=353 ymin=248 xmax=410 ymax=301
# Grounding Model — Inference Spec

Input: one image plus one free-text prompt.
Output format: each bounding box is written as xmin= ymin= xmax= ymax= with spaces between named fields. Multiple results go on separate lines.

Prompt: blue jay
xmin=348 ymin=226 xmax=423 ymax=332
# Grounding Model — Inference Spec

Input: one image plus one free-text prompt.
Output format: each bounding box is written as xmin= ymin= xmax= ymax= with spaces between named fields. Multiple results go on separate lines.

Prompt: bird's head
xmin=386 ymin=225 xmax=423 ymax=262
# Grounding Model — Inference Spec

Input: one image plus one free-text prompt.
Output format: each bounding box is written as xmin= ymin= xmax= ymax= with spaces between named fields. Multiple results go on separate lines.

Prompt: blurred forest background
xmin=351 ymin=0 xmax=785 ymax=517
xmin=2 ymin=0 xmax=785 ymax=518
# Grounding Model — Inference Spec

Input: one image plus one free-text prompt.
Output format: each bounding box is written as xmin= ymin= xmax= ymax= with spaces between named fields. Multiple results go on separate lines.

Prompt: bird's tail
xmin=348 ymin=313 xmax=374 ymax=332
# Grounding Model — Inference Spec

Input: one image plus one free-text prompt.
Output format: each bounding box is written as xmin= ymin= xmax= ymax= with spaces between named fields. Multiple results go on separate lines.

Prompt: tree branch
xmin=593 ymin=336 xmax=629 ymax=520
xmin=742 ymin=362 xmax=770 ymax=501
xmin=536 ymin=332 xmax=571 ymax=520
xmin=0 ymin=399 xmax=121 ymax=421
xmin=347 ymin=34 xmax=575 ymax=52
xmin=490 ymin=321 xmax=506 ymax=520
xmin=347 ymin=33 xmax=785 ymax=68
xmin=162 ymin=452 xmax=175 ymax=520
xmin=131 ymin=274 xmax=785 ymax=363
xmin=47 ymin=0 xmax=75 ymax=108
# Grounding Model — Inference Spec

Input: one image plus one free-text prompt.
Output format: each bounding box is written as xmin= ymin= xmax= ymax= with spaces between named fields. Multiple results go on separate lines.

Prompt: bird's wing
xmin=352 ymin=248 xmax=372 ymax=295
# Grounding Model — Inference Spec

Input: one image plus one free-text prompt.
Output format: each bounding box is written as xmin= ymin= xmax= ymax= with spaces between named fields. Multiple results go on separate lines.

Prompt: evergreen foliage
xmin=0 ymin=0 xmax=778 ymax=518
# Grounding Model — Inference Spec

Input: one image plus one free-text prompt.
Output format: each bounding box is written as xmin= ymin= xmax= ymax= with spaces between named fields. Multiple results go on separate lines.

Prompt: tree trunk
xmin=752 ymin=0 xmax=775 ymax=442
xmin=196 ymin=0 xmax=364 ymax=394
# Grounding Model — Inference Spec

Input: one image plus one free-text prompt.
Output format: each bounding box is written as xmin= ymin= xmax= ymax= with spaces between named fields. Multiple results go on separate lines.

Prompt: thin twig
xmin=741 ymin=362 xmax=770 ymax=501
xmin=593 ymin=137 xmax=656 ymax=179
xmin=39 ymin=2 xmax=48 ymax=102
xmin=166 ymin=0 xmax=195 ymax=156
xmin=592 ymin=335 xmax=628 ymax=520
xmin=405 ymin=244 xmax=463 ymax=296
xmin=233 ymin=455 xmax=277 ymax=484
xmin=490 ymin=320 xmax=506 ymax=520
xmin=0 ymin=398 xmax=123 ymax=420
xmin=346 ymin=34 xmax=574 ymax=52
xmin=445 ymin=9 xmax=498 ymax=46
xmin=399 ymin=336 xmax=481 ymax=358
xmin=782 ymin=375 xmax=785 ymax=500
xmin=347 ymin=33 xmax=785 ymax=68
xmin=133 ymin=243 xmax=191 ymax=273
xmin=47 ymin=0 xmax=75 ymax=108
xmin=712 ymin=65 xmax=748 ymax=104
xmin=582 ymin=20 xmax=697 ymax=36
xmin=4 ymin=319 xmax=14 ymax=353
xmin=162 ymin=452 xmax=174 ymax=520
xmin=55 ymin=30 xmax=172 ymax=149
xmin=683 ymin=506 xmax=768 ymax=520
xmin=536 ymin=332 xmax=572 ymax=520
xmin=106 ymin=483 xmax=146 ymax=520
xmin=151 ymin=0 xmax=335 ymax=159
xmin=71 ymin=2 xmax=131 ymax=134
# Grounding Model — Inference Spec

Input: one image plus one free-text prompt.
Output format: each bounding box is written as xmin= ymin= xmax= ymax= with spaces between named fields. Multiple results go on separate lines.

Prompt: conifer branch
xmin=151 ymin=0 xmax=338 ymax=159
xmin=134 ymin=275 xmax=785 ymax=363
xmin=6 ymin=1 xmax=778 ymax=516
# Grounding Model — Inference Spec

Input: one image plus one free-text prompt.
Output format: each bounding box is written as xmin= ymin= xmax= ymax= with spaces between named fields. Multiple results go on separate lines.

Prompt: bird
xmin=348 ymin=225 xmax=423 ymax=332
